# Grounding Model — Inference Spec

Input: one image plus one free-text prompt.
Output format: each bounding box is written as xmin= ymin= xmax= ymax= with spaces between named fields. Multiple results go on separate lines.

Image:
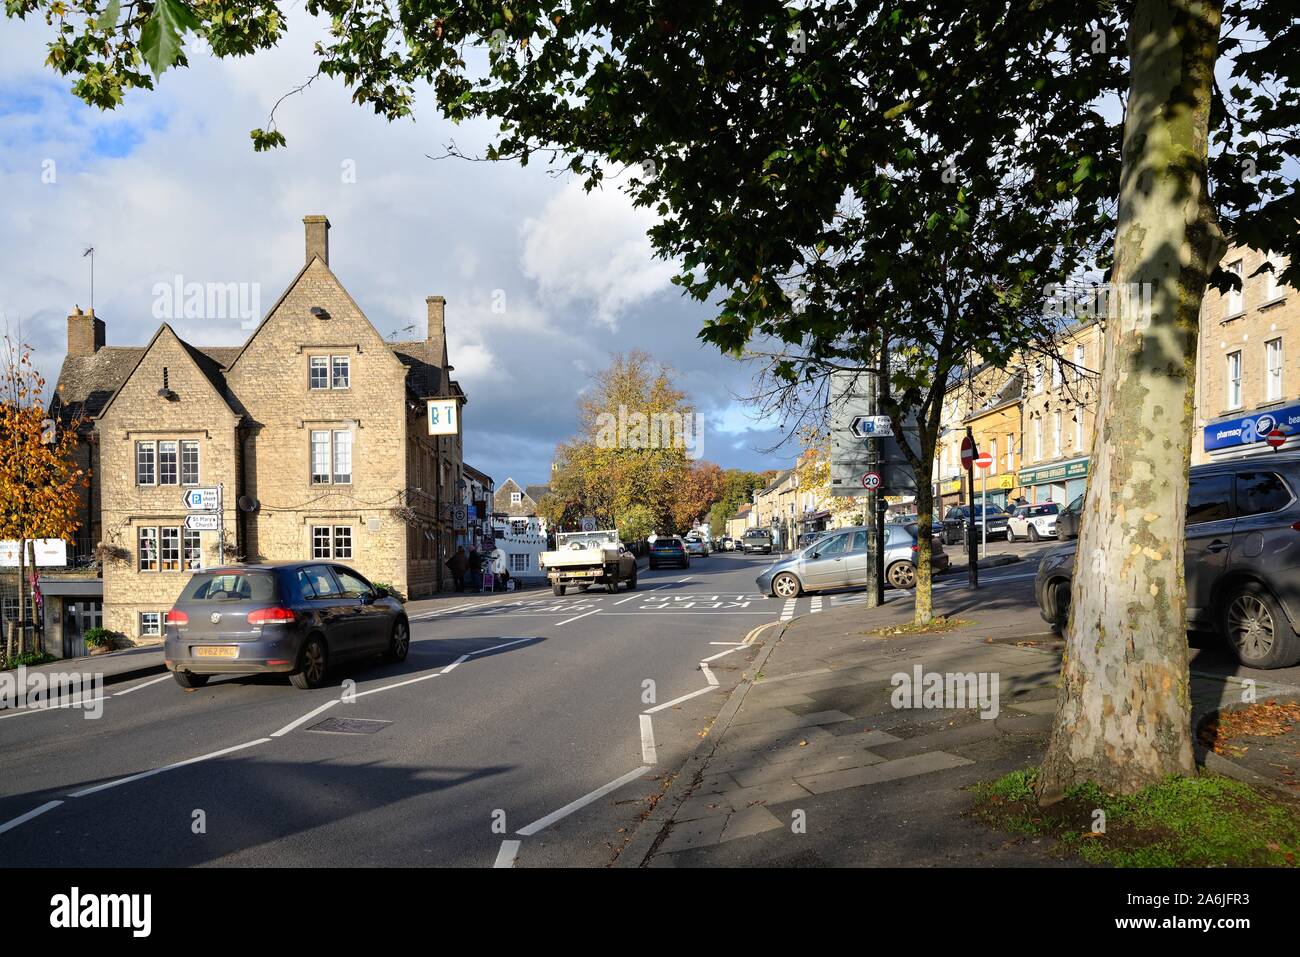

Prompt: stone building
xmin=1193 ymin=245 xmax=1296 ymax=464
xmin=52 ymin=215 xmax=468 ymax=642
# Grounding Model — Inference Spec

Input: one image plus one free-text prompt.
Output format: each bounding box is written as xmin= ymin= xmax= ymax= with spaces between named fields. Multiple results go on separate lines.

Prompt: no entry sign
xmin=974 ymin=451 xmax=993 ymax=469
xmin=960 ymin=436 xmax=976 ymax=470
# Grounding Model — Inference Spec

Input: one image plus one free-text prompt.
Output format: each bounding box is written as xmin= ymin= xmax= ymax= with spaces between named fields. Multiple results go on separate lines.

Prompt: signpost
xmin=183 ymin=488 xmax=220 ymax=511
xmin=974 ymin=451 xmax=994 ymax=559
xmin=962 ymin=431 xmax=979 ymax=589
xmin=861 ymin=471 xmax=882 ymax=490
xmin=184 ymin=514 xmax=220 ymax=531
xmin=849 ymin=415 xmax=894 ymax=438
xmin=1267 ymin=428 xmax=1287 ymax=450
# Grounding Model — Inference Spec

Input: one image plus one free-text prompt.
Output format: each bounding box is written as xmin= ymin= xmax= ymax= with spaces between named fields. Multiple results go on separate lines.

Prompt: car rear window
xmin=180 ymin=571 xmax=277 ymax=602
xmin=653 ymin=540 xmax=682 ymax=550
xmin=1236 ymin=472 xmax=1292 ymax=516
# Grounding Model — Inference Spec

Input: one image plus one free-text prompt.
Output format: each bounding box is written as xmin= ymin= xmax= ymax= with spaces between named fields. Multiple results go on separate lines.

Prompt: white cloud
xmin=519 ymin=179 xmax=678 ymax=328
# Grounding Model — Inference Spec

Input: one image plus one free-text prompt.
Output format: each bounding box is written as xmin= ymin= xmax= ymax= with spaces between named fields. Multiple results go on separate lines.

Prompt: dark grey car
xmin=1035 ymin=455 xmax=1300 ymax=669
xmin=164 ymin=562 xmax=409 ymax=690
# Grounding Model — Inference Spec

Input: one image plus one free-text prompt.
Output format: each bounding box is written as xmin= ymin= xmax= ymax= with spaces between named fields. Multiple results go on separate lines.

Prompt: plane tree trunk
xmin=1037 ymin=0 xmax=1226 ymax=802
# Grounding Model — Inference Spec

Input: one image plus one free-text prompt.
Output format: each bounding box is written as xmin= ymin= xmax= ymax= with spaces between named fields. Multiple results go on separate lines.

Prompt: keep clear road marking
xmin=639 ymin=714 xmax=658 ymax=763
xmin=69 ymin=738 xmax=272 ymax=798
xmin=555 ymin=608 xmax=601 ymax=627
xmin=516 ymin=766 xmax=652 ymax=837
xmin=0 ymin=800 xmax=64 ymax=836
xmin=494 ymin=839 xmax=521 ymax=868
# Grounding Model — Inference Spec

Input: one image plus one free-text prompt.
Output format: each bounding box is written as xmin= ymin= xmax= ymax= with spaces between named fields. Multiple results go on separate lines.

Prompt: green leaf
xmin=95 ymin=0 xmax=120 ymax=31
xmin=140 ymin=0 xmax=201 ymax=78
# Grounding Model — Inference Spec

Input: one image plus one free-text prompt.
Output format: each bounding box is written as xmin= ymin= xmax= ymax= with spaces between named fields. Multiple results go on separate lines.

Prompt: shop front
xmin=1203 ymin=402 xmax=1300 ymax=461
xmin=1018 ymin=457 xmax=1089 ymax=505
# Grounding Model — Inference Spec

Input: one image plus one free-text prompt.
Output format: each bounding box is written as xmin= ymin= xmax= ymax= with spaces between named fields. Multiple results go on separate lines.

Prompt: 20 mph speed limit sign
xmin=861 ymin=471 xmax=882 ymax=490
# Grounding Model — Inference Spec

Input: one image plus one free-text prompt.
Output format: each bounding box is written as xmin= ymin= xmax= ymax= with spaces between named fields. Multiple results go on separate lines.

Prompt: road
xmin=0 ymin=552 xmax=786 ymax=867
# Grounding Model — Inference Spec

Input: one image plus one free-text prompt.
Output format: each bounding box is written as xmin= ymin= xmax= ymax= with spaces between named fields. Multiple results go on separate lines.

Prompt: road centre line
xmin=644 ymin=686 xmax=714 ymax=714
xmin=639 ymin=715 xmax=658 ymax=763
xmin=69 ymin=738 xmax=272 ymax=798
xmin=0 ymin=800 xmax=64 ymax=836
xmin=555 ymin=609 xmax=602 ymax=627
xmin=516 ymin=766 xmax=652 ymax=837
xmin=271 ymin=699 xmax=339 ymax=737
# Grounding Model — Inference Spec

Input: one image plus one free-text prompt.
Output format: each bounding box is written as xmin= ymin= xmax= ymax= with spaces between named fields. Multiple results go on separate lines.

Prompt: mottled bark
xmin=1037 ymin=0 xmax=1225 ymax=802
xmin=914 ymin=472 xmax=936 ymax=625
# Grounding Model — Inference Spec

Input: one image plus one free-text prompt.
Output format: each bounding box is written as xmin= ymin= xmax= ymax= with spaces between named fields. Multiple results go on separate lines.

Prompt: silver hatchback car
xmin=756 ymin=524 xmax=949 ymax=597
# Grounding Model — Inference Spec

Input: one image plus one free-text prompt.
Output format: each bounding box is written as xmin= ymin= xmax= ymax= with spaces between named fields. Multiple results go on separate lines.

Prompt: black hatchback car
xmin=648 ymin=537 xmax=690 ymax=569
xmin=164 ymin=562 xmax=409 ymax=690
xmin=1036 ymin=455 xmax=1300 ymax=670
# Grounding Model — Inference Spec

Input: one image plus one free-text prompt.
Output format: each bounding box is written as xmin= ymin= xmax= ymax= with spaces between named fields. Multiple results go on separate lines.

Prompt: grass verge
xmin=967 ymin=767 xmax=1300 ymax=867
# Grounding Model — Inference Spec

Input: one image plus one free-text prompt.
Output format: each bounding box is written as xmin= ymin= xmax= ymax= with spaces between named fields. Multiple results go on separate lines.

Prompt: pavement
xmin=617 ymin=561 xmax=1300 ymax=868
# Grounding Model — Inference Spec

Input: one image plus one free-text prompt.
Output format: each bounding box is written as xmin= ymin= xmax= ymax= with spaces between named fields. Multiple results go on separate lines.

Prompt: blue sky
xmin=0 ymin=14 xmax=788 ymax=488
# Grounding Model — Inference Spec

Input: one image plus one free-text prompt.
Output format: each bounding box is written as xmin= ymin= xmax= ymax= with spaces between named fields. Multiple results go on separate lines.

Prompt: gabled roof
xmin=524 ymin=484 xmax=550 ymax=502
xmin=93 ymin=324 xmax=242 ymax=423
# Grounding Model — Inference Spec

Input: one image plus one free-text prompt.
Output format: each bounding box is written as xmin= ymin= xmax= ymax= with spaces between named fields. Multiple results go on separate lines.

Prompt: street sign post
xmin=849 ymin=415 xmax=894 ymax=438
xmin=184 ymin=514 xmax=220 ymax=531
xmin=975 ymin=452 xmax=993 ymax=559
xmin=184 ymin=485 xmax=224 ymax=564
xmin=1267 ymin=428 xmax=1287 ymax=450
xmin=963 ymin=429 xmax=978 ymax=589
xmin=861 ymin=471 xmax=882 ymax=490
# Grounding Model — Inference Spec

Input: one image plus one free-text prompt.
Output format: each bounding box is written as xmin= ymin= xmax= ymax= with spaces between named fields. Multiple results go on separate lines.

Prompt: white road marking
xmin=0 ymin=693 xmax=107 ymax=720
xmin=701 ymin=646 xmax=746 ymax=663
xmin=780 ymin=598 xmax=797 ymax=621
xmin=494 ymin=839 xmax=521 ymax=868
xmin=554 ymin=609 xmax=601 ymax=627
xmin=353 ymin=671 xmax=442 ymax=699
xmin=271 ymin=699 xmax=339 ymax=738
xmin=613 ymin=593 xmax=640 ymax=605
xmin=0 ymin=800 xmax=63 ymax=835
xmin=811 ymin=597 xmax=823 ymax=614
xmin=471 ymin=637 xmax=539 ymax=656
xmin=441 ymin=654 xmax=471 ymax=674
xmin=699 ymin=663 xmax=718 ymax=687
xmin=69 ymin=738 xmax=272 ymax=798
xmin=709 ymin=641 xmax=744 ymax=646
xmin=679 ymin=576 xmax=692 ymax=583
xmin=113 ymin=674 xmax=174 ymax=696
xmin=639 ymin=714 xmax=658 ymax=763
xmin=644 ymin=686 xmax=714 ymax=714
xmin=516 ymin=766 xmax=652 ymax=837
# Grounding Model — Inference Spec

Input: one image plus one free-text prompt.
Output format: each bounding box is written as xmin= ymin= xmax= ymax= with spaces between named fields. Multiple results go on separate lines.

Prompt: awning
xmin=37 ymin=577 xmax=103 ymax=598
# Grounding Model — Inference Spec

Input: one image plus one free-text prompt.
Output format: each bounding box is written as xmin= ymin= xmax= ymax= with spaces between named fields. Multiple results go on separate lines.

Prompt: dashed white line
xmin=516 ymin=766 xmax=652 ymax=837
xmin=780 ymin=598 xmax=797 ymax=621
xmin=554 ymin=609 xmax=601 ymax=627
xmin=69 ymin=738 xmax=272 ymax=798
xmin=639 ymin=714 xmax=658 ymax=763
xmin=271 ymin=699 xmax=339 ymax=737
xmin=494 ymin=839 xmax=521 ymax=868
xmin=0 ymin=800 xmax=63 ymax=835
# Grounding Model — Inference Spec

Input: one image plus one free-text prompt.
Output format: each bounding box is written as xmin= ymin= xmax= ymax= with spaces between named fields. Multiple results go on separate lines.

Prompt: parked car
xmin=715 ymin=536 xmax=734 ymax=551
xmin=648 ymin=537 xmax=690 ymax=569
xmin=940 ymin=504 xmax=1010 ymax=544
xmin=1054 ymin=493 xmax=1085 ymax=540
xmin=1006 ymin=502 xmax=1061 ymax=542
xmin=684 ymin=536 xmax=711 ymax=557
xmin=741 ymin=528 xmax=774 ymax=554
xmin=1035 ymin=455 xmax=1300 ymax=669
xmin=797 ymin=530 xmax=827 ymax=549
xmin=756 ymin=524 xmax=949 ymax=597
xmin=164 ymin=562 xmax=409 ymax=691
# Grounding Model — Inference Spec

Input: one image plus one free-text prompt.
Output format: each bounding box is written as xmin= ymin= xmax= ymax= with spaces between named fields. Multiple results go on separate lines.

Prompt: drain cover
xmin=308 ymin=717 xmax=392 ymax=735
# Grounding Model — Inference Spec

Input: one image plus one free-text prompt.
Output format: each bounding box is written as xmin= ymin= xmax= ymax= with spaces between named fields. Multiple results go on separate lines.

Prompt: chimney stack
xmin=426 ymin=295 xmax=448 ymax=370
xmin=304 ymin=215 xmax=330 ymax=266
xmin=67 ymin=305 xmax=105 ymax=357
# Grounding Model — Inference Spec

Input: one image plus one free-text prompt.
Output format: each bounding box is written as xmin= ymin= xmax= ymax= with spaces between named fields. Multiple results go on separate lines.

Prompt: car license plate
xmin=194 ymin=645 xmax=237 ymax=658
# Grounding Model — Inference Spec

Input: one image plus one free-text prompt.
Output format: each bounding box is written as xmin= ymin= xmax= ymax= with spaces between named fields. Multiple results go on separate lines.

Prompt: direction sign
xmin=849 ymin=415 xmax=894 ymax=438
xmin=974 ymin=451 xmax=994 ymax=470
xmin=1267 ymin=428 xmax=1287 ymax=450
xmin=861 ymin=471 xmax=882 ymax=490
xmin=184 ymin=514 xmax=220 ymax=531
xmin=960 ymin=436 xmax=976 ymax=471
xmin=183 ymin=487 xmax=220 ymax=511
